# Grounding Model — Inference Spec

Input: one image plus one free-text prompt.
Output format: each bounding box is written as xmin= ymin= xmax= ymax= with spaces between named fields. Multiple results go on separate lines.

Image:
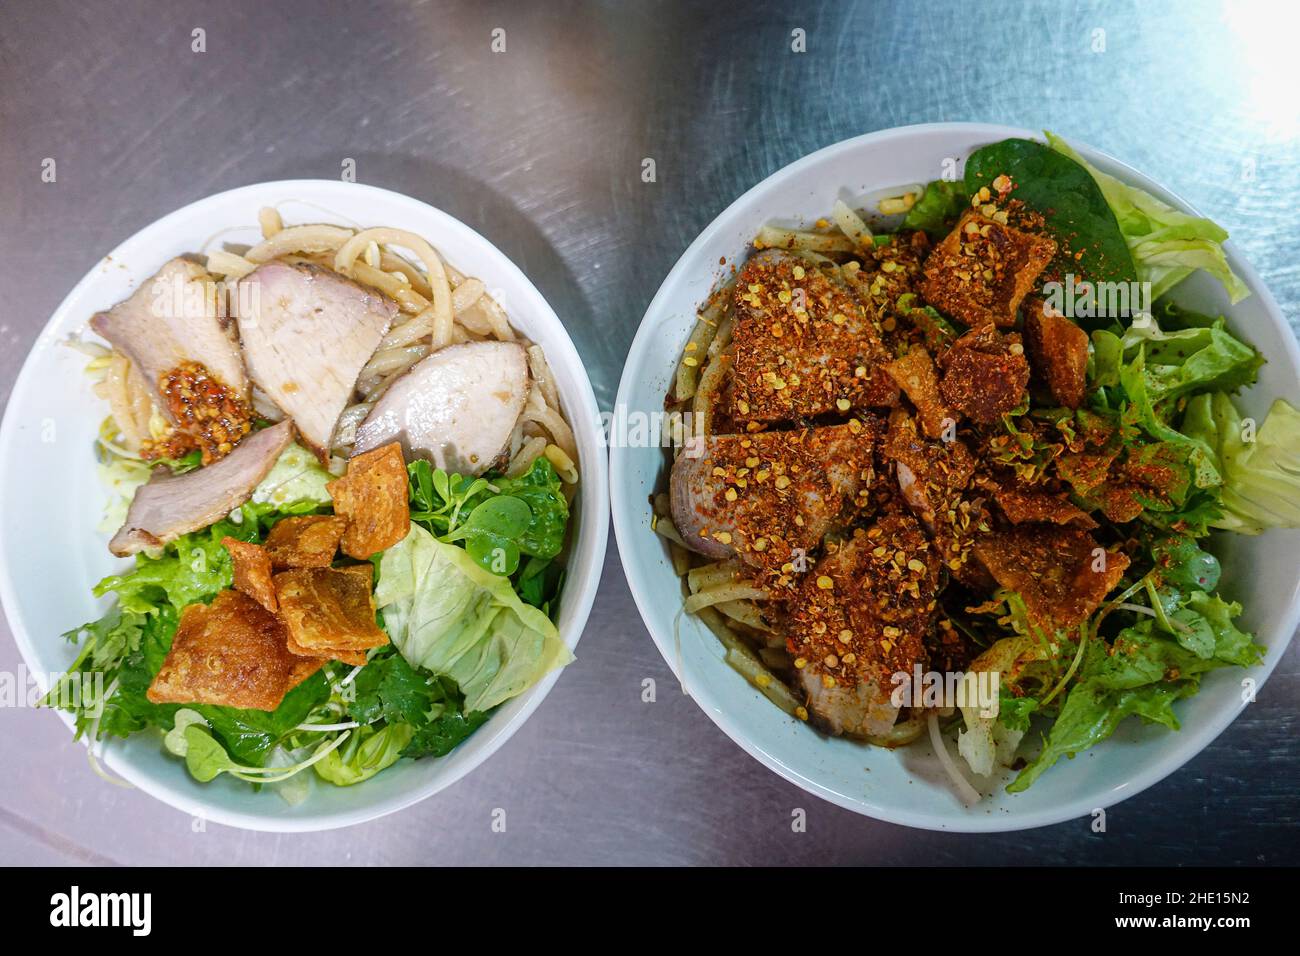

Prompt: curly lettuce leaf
xmin=1118 ymin=348 xmax=1222 ymax=489
xmin=1045 ymin=131 xmax=1249 ymax=304
xmin=375 ymin=524 xmax=574 ymax=713
xmin=1009 ymin=600 xmax=1263 ymax=791
xmin=1120 ymin=313 xmax=1262 ymax=405
xmin=56 ymin=493 xmax=333 ymax=769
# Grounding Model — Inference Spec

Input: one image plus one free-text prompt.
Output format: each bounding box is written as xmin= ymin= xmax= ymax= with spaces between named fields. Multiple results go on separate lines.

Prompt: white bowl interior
xmin=611 ymin=123 xmax=1300 ymax=831
xmin=0 ymin=180 xmax=609 ymax=832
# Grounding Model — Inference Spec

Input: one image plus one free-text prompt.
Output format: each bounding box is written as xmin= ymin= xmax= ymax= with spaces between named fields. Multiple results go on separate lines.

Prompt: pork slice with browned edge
xmin=108 ymin=421 xmax=295 ymax=556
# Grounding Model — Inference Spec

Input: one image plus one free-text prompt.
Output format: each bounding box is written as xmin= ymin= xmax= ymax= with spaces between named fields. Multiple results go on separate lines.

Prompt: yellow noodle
xmin=668 ymin=540 xmax=692 ymax=577
xmin=364 ymin=344 xmax=430 ymax=378
xmin=717 ymin=599 xmax=772 ymax=632
xmin=205 ymin=249 xmax=257 ymax=278
xmin=380 ymin=311 xmax=435 ymax=350
xmin=258 ymin=207 xmax=284 ymax=239
xmin=653 ymin=514 xmax=688 ymax=548
xmin=334 ymin=228 xmax=454 ymax=347
xmin=831 ymin=199 xmax=873 ymax=247
xmin=246 ymin=224 xmax=354 ymax=263
xmin=543 ymin=443 xmax=579 ymax=484
xmin=506 ymin=435 xmax=548 ymax=478
xmin=693 ymin=348 xmax=731 ymax=434
xmin=684 ymin=584 xmax=769 ymax=614
xmin=379 ymin=250 xmax=432 ymax=297
xmin=686 ymin=559 xmax=743 ymax=593
xmin=759 ymin=646 xmax=792 ymax=670
xmin=451 ymin=277 xmax=486 ymax=315
xmin=350 ymin=261 xmax=429 ymax=314
xmin=526 ymin=345 xmax=560 ymax=411
xmin=754 ymin=224 xmax=855 ymax=253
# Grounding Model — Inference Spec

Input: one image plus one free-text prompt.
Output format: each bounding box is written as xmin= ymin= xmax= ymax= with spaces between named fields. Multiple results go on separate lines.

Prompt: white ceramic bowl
xmin=0 ymin=180 xmax=609 ymax=832
xmin=611 ymin=122 xmax=1300 ymax=831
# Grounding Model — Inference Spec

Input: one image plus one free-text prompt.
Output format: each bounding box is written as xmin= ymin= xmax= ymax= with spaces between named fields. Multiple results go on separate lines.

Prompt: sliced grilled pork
xmin=90 ymin=258 xmax=249 ymax=407
xmin=800 ymin=673 xmax=901 ymax=739
xmin=729 ymin=250 xmax=897 ymax=424
xmin=352 ymin=341 xmax=529 ymax=476
xmin=669 ymin=420 xmax=876 ymax=575
xmin=788 ymin=516 xmax=940 ymax=738
xmin=108 ymin=421 xmax=294 ymax=556
xmin=237 ymin=262 xmax=397 ymax=460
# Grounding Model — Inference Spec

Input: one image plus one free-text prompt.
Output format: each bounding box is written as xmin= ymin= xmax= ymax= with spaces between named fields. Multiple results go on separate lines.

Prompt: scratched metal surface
xmin=0 ymin=0 xmax=1297 ymax=866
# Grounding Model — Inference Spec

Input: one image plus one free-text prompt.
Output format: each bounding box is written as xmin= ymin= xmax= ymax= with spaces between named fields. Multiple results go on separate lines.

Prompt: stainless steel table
xmin=1 ymin=0 xmax=1296 ymax=866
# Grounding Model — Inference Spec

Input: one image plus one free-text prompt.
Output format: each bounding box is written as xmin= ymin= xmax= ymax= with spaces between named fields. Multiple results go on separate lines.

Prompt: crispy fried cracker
xmin=328 ymin=442 xmax=410 ymax=559
xmin=274 ymin=566 xmax=389 ymax=655
xmin=973 ymin=527 xmax=1129 ymax=629
xmin=884 ymin=346 xmax=954 ymax=439
xmin=146 ymin=590 xmax=303 ymax=711
xmin=222 ymin=537 xmax=278 ymax=612
xmin=920 ymin=211 xmax=1056 ymax=327
xmin=263 ymin=514 xmax=347 ymax=569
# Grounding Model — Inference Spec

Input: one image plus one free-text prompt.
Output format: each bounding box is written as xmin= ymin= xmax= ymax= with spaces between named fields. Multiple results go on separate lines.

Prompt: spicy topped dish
xmin=654 ymin=133 xmax=1300 ymax=801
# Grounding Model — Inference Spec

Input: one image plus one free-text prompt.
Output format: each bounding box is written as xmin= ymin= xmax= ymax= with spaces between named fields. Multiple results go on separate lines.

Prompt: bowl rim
xmin=0 ymin=178 xmax=610 ymax=833
xmin=610 ymin=121 xmax=1300 ymax=832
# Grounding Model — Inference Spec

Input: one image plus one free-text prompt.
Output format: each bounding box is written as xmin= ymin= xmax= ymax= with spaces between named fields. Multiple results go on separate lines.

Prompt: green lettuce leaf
xmin=407 ymin=457 xmax=570 ymax=578
xmin=1046 ymin=132 xmax=1249 ymax=303
xmin=250 ymin=442 xmax=335 ymax=509
xmin=313 ymin=723 xmax=414 ymax=786
xmin=1118 ymin=348 xmax=1222 ymax=489
xmin=375 ymin=524 xmax=574 ymax=713
xmin=1149 ymin=533 xmax=1220 ymax=592
xmin=55 ymin=495 xmax=333 ymax=771
xmin=1120 ymin=314 xmax=1262 ymax=405
xmin=1009 ymin=601 xmax=1263 ymax=791
xmin=902 ymin=179 xmax=968 ymax=237
xmin=1183 ymin=392 xmax=1300 ymax=533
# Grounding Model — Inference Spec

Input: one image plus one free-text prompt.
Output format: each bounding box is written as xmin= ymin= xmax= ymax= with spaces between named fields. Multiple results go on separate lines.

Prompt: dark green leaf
xmin=965 ymin=138 xmax=1136 ymax=291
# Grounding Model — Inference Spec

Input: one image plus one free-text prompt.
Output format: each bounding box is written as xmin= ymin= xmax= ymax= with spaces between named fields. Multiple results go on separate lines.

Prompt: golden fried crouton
xmin=1023 ymin=298 xmax=1090 ymax=408
xmin=263 ymin=515 xmax=348 ymax=570
xmin=729 ymin=250 xmax=898 ymax=424
xmin=920 ymin=211 xmax=1056 ymax=327
xmin=937 ymin=324 xmax=1030 ymax=423
xmin=274 ymin=566 xmax=389 ymax=656
xmin=328 ymin=442 xmax=411 ymax=559
xmin=286 ymin=655 xmax=326 ymax=690
xmin=994 ymin=487 xmax=1096 ymax=528
xmin=284 ymin=634 xmax=368 ymax=667
xmin=222 ymin=537 xmax=278 ymax=613
xmin=281 ymin=564 xmax=373 ymax=666
xmin=147 ymin=590 xmax=307 ymax=711
xmin=883 ymin=346 xmax=955 ymax=439
xmin=973 ymin=527 xmax=1129 ymax=629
